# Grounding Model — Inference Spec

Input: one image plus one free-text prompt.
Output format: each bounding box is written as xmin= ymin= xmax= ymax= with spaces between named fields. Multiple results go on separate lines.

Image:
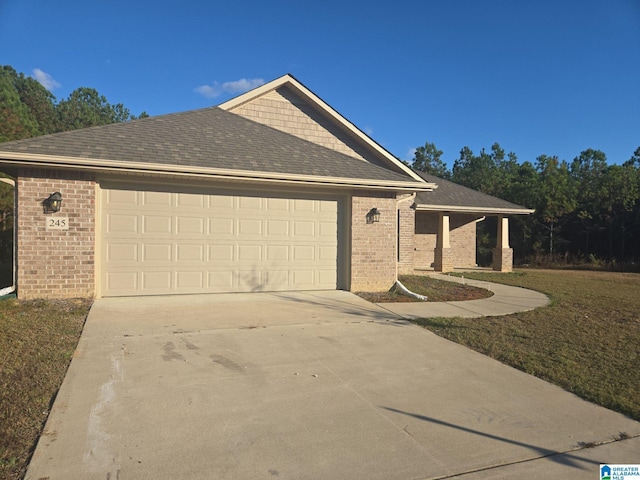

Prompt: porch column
xmin=434 ymin=213 xmax=454 ymax=272
xmin=492 ymin=215 xmax=513 ymax=272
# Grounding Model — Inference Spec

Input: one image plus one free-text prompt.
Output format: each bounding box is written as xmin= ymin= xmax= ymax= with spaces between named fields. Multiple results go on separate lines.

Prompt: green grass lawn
xmin=414 ymin=269 xmax=640 ymax=421
xmin=0 ymin=298 xmax=92 ymax=480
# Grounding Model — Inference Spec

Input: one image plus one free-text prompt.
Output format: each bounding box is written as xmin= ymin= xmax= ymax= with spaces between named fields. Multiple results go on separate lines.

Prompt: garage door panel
xmin=107 ymin=214 xmax=138 ymax=234
xmin=209 ymin=218 xmax=234 ymax=235
xmin=142 ymin=191 xmax=172 ymax=206
xmin=238 ymin=245 xmax=262 ymax=261
xmin=142 ymin=244 xmax=173 ymax=262
xmin=101 ymin=187 xmax=339 ymax=296
xmin=319 ymin=246 xmax=337 ymax=261
xmin=209 ymin=195 xmax=234 ymax=209
xmin=293 ymin=221 xmax=315 ymax=236
xmin=266 ymin=219 xmax=289 ymax=236
xmin=107 ymin=243 xmax=138 ymax=263
xmin=292 ymin=270 xmax=315 ymax=287
xmin=318 ymin=269 xmax=337 ymax=285
xmin=106 ymin=272 xmax=138 ymax=292
xmin=141 ymin=271 xmax=172 ymax=290
xmin=176 ymin=192 xmax=205 ymax=208
xmin=107 ymin=189 xmax=138 ymax=205
xmin=266 ymin=197 xmax=288 ymax=210
xmin=176 ymin=217 xmax=205 ymax=235
xmin=266 ymin=245 xmax=289 ymax=261
xmin=319 ymin=222 xmax=337 ymax=237
xmin=238 ymin=219 xmax=262 ymax=235
xmin=208 ymin=270 xmax=234 ymax=289
xmin=293 ymin=245 xmax=315 ymax=261
xmin=176 ymin=244 xmax=205 ymax=262
xmin=237 ymin=269 xmax=264 ymax=291
xmin=319 ymin=201 xmax=338 ymax=213
xmin=292 ymin=199 xmax=315 ymax=212
xmin=265 ymin=270 xmax=289 ymax=289
xmin=239 ymin=196 xmax=263 ymax=210
xmin=209 ymin=244 xmax=234 ymax=261
xmin=176 ymin=271 xmax=204 ymax=289
xmin=142 ymin=215 xmax=172 ymax=234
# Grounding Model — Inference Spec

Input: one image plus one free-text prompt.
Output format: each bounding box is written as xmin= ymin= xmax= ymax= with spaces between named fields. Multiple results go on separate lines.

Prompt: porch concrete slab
xmin=378 ymin=274 xmax=550 ymax=319
xmin=26 ymin=291 xmax=638 ymax=480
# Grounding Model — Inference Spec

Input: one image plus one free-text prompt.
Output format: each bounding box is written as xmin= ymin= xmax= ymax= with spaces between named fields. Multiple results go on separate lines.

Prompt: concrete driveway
xmin=26 ymin=291 xmax=639 ymax=480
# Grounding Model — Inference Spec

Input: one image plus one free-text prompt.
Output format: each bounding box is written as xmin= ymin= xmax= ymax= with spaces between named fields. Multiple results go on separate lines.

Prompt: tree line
xmin=0 ymin=65 xmax=148 ymax=143
xmin=412 ymin=141 xmax=640 ymax=266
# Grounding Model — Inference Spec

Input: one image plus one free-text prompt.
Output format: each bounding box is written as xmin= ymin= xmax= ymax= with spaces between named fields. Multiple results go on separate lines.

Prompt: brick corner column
xmin=492 ymin=215 xmax=513 ymax=272
xmin=434 ymin=213 xmax=454 ymax=272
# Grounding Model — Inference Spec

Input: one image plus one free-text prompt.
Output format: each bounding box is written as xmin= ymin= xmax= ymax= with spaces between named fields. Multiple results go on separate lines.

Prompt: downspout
xmin=0 ymin=177 xmax=15 ymax=297
xmin=393 ymin=191 xmax=430 ymax=300
xmin=396 ymin=192 xmax=416 ymax=206
xmin=395 ymin=191 xmax=417 ymax=279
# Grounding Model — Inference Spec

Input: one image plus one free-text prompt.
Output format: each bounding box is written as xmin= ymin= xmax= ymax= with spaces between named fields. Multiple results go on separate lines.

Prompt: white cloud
xmin=32 ymin=68 xmax=61 ymax=91
xmin=406 ymin=147 xmax=417 ymax=160
xmin=194 ymin=78 xmax=265 ymax=99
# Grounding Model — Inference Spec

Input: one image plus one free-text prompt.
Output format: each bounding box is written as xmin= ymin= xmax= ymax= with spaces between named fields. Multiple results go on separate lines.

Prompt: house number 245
xmin=46 ymin=217 xmax=69 ymax=231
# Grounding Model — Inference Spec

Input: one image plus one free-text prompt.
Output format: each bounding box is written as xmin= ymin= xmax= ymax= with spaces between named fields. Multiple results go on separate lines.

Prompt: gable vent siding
xmin=230 ymin=89 xmax=367 ymax=162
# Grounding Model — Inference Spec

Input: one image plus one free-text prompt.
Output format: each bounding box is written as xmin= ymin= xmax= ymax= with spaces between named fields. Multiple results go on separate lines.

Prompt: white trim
xmin=0 ymin=153 xmax=437 ymax=192
xmin=219 ymin=74 xmax=426 ymax=183
xmin=415 ymin=204 xmax=534 ymax=215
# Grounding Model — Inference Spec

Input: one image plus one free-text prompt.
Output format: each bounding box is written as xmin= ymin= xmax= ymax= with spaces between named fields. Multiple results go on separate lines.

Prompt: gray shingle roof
xmin=415 ymin=171 xmax=533 ymax=213
xmin=0 ymin=107 xmax=418 ymax=184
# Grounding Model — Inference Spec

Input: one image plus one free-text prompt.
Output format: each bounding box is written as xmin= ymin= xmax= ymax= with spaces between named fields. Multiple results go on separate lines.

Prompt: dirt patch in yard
xmin=356 ymin=275 xmax=493 ymax=303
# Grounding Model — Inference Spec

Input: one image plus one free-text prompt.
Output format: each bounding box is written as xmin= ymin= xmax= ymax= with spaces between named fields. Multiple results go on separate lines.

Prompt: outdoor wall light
xmin=42 ymin=192 xmax=63 ymax=213
xmin=366 ymin=207 xmax=381 ymax=224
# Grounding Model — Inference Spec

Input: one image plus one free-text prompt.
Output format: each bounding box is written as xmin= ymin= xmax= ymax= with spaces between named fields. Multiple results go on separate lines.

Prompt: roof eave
xmin=0 ymin=152 xmax=436 ymax=192
xmin=415 ymin=204 xmax=534 ymax=215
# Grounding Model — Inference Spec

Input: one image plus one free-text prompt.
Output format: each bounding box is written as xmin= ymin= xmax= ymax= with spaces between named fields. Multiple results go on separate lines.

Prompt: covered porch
xmin=402 ymin=172 xmax=534 ymax=275
xmin=433 ymin=212 xmax=513 ymax=272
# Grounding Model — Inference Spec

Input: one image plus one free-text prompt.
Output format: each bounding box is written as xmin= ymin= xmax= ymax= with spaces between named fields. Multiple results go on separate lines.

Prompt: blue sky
xmin=2 ymin=0 xmax=639 ymax=168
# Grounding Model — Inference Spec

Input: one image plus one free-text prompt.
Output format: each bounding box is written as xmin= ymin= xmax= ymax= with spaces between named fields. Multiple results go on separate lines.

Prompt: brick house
xmin=0 ymin=74 xmax=532 ymax=299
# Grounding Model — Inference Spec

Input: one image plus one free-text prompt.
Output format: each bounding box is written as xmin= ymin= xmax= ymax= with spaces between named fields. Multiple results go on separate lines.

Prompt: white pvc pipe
xmin=394 ymin=280 xmax=428 ymax=301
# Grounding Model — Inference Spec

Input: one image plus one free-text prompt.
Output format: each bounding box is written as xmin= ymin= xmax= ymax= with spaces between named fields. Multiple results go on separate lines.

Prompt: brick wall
xmin=413 ymin=212 xmax=481 ymax=269
xmin=16 ymin=168 xmax=96 ymax=298
xmin=449 ymin=214 xmax=480 ymax=267
xmin=350 ymin=191 xmax=397 ymax=292
xmin=414 ymin=212 xmax=438 ymax=268
xmin=397 ymin=198 xmax=415 ymax=275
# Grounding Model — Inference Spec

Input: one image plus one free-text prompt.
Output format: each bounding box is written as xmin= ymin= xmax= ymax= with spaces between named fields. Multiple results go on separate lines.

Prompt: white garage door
xmin=100 ymin=186 xmax=339 ymax=296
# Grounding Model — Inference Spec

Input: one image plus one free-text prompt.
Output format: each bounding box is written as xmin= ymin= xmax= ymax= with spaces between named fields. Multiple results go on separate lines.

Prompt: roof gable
xmin=220 ymin=74 xmax=425 ymax=182
xmin=414 ymin=172 xmax=534 ymax=215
